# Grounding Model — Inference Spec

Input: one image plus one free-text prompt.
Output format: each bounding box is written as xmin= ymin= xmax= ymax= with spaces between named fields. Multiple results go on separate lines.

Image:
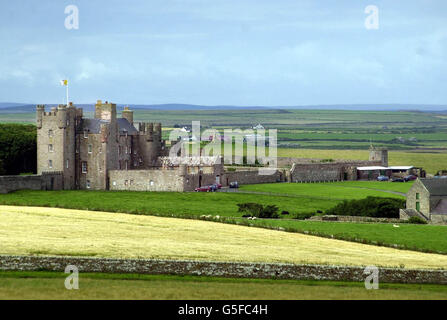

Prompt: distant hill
xmin=0 ymin=102 xmax=446 ymax=113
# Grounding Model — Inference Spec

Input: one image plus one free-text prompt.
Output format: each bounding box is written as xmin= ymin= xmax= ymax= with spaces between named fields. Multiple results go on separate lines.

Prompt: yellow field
xmin=1 ymin=205 xmax=447 ymax=269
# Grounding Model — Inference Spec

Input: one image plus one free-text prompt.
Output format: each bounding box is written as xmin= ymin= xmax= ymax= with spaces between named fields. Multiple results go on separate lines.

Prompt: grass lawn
xmin=239 ymin=182 xmax=409 ymax=199
xmin=2 ymin=205 xmax=447 ymax=269
xmin=246 ymin=219 xmax=447 ymax=254
xmin=0 ymin=189 xmax=339 ymax=216
xmin=2 ymin=271 xmax=447 ymax=300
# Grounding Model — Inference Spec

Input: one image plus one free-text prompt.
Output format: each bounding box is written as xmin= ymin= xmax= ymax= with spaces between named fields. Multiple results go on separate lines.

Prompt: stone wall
xmin=309 ymin=215 xmax=403 ymax=223
xmin=0 ymin=172 xmax=63 ymax=194
xmin=223 ymin=169 xmax=284 ymax=186
xmin=430 ymin=214 xmax=447 ymax=224
xmin=1 ymin=255 xmax=446 ymax=284
xmin=109 ymin=169 xmax=186 ymax=192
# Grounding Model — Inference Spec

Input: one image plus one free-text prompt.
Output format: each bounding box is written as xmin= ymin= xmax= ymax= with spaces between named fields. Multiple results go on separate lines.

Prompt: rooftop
xmin=419 ymin=178 xmax=447 ymax=196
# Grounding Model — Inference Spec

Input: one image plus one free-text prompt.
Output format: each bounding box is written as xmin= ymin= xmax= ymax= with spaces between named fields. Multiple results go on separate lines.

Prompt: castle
xmin=36 ymin=100 xmax=224 ymax=191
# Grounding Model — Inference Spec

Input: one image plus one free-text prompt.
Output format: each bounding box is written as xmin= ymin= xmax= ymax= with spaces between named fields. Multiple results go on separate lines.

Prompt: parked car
xmin=229 ymin=181 xmax=239 ymax=188
xmin=194 ymin=185 xmax=214 ymax=192
xmin=404 ymin=175 xmax=417 ymax=182
xmin=209 ymin=184 xmax=218 ymax=191
xmin=377 ymin=176 xmax=389 ymax=181
xmin=392 ymin=177 xmax=405 ymax=182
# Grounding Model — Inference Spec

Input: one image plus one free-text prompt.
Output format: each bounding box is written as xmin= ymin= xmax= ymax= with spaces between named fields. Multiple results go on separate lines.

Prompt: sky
xmin=0 ymin=0 xmax=446 ymax=106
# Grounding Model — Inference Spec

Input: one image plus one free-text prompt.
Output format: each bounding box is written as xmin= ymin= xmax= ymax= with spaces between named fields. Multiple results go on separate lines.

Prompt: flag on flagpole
xmin=60 ymin=79 xmax=68 ymax=86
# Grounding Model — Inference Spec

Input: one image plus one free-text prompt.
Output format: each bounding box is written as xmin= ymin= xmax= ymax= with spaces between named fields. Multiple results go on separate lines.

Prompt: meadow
xmin=2 ymin=271 xmax=447 ymax=300
xmin=1 ymin=185 xmax=447 ymax=254
xmin=239 ymin=181 xmax=412 ymax=197
xmin=1 ymin=205 xmax=447 ymax=269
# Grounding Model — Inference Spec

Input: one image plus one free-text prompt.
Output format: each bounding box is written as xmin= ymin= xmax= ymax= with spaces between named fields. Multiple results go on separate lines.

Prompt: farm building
xmin=400 ymin=179 xmax=447 ymax=224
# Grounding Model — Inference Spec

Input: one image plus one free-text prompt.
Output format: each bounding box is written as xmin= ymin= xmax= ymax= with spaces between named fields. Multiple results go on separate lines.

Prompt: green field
xmin=277 ymin=148 xmax=447 ymax=174
xmin=2 ymin=271 xmax=447 ymax=300
xmin=239 ymin=181 xmax=411 ymax=198
xmin=0 ymin=181 xmax=406 ymax=218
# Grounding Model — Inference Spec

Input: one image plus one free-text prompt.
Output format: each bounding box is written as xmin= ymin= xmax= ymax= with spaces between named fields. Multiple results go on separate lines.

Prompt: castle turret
xmin=36 ymin=105 xmax=44 ymax=129
xmin=154 ymin=123 xmax=162 ymax=141
xmin=57 ymin=104 xmax=67 ymax=129
xmin=122 ymin=106 xmax=133 ymax=125
xmin=95 ymin=100 xmax=117 ymax=122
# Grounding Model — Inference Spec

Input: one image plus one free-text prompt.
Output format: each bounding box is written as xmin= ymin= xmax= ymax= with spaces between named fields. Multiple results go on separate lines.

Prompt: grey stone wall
xmin=0 ymin=172 xmax=63 ymax=193
xmin=309 ymin=215 xmax=403 ymax=223
xmin=430 ymin=214 xmax=447 ymax=224
xmin=1 ymin=255 xmax=446 ymax=284
xmin=109 ymin=169 xmax=186 ymax=192
xmin=223 ymin=169 xmax=283 ymax=186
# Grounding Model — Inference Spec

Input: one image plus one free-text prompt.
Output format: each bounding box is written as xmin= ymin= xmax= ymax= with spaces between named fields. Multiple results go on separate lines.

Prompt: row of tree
xmin=0 ymin=124 xmax=37 ymax=175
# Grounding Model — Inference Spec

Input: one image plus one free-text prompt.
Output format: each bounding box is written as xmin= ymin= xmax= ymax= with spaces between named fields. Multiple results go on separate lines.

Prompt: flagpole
xmin=66 ymin=80 xmax=69 ymax=106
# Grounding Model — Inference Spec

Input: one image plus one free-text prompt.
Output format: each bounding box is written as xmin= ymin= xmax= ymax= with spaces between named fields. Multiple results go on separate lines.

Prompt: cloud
xmin=75 ymin=58 xmax=110 ymax=81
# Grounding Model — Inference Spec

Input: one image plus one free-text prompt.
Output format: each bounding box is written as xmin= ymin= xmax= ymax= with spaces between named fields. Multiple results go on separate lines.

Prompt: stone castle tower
xmin=369 ymin=145 xmax=388 ymax=167
xmin=36 ymin=102 xmax=80 ymax=189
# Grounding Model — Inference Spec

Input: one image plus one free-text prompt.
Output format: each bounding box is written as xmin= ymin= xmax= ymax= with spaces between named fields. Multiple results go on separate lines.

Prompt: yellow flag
xmin=60 ymin=79 xmax=68 ymax=86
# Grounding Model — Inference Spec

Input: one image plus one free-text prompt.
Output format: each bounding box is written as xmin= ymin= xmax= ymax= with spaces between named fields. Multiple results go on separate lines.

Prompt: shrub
xmin=408 ymin=216 xmax=428 ymax=224
xmin=326 ymin=197 xmax=405 ymax=218
xmin=292 ymin=212 xmax=316 ymax=220
xmin=237 ymin=203 xmax=279 ymax=219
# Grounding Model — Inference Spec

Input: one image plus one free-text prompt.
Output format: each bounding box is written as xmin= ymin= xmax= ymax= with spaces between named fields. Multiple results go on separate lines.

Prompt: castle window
xmin=86 ymin=180 xmax=91 ymax=189
xmin=124 ymin=180 xmax=128 ymax=186
xmin=416 ymin=193 xmax=420 ymax=200
xmin=66 ymin=159 xmax=69 ymax=169
xmin=66 ymin=119 xmax=69 ymax=126
xmin=48 ymin=144 xmax=54 ymax=152
xmin=112 ymin=181 xmax=116 ymax=186
xmin=84 ymin=131 xmax=88 ymax=138
xmin=125 ymin=161 xmax=128 ymax=170
xmin=48 ymin=130 xmax=53 ymax=137
xmin=81 ymin=161 xmax=88 ymax=173
xmin=48 ymin=160 xmax=53 ymax=169
xmin=149 ymin=180 xmax=154 ymax=186
xmin=88 ymin=144 xmax=92 ymax=154
xmin=130 ymin=180 xmax=134 ymax=185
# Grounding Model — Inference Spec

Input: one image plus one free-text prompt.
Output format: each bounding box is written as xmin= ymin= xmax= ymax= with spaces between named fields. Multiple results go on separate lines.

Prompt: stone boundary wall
xmin=1 ymin=255 xmax=447 ymax=284
xmin=223 ymin=170 xmax=284 ymax=185
xmin=0 ymin=172 xmax=63 ymax=194
xmin=309 ymin=215 xmax=403 ymax=223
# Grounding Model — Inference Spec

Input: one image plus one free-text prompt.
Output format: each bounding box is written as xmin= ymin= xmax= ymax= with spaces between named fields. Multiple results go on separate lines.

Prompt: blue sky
xmin=0 ymin=0 xmax=446 ymax=106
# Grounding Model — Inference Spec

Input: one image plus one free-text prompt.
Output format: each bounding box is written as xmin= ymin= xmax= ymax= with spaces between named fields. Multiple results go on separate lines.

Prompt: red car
xmin=195 ymin=186 xmax=213 ymax=192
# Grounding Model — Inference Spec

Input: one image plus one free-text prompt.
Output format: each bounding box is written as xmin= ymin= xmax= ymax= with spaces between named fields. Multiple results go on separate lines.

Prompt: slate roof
xmin=433 ymin=199 xmax=447 ymax=215
xmin=80 ymin=118 xmax=138 ymax=135
xmin=419 ymin=179 xmax=447 ymax=196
